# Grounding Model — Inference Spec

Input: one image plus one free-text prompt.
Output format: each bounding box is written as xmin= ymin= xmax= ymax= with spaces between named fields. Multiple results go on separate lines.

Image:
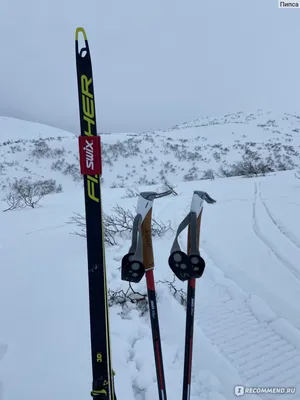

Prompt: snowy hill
xmin=1 ymin=110 xmax=300 ymax=193
xmin=1 ymin=113 xmax=300 ymax=400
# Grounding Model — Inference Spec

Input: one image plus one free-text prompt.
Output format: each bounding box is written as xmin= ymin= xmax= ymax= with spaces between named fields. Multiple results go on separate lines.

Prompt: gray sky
xmin=0 ymin=0 xmax=299 ymax=134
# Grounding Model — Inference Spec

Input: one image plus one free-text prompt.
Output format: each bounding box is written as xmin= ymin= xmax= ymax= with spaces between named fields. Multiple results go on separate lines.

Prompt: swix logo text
xmin=84 ymin=139 xmax=95 ymax=170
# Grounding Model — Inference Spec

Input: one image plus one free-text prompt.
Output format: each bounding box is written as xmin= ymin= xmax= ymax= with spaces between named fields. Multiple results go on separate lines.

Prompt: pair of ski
xmin=121 ymin=190 xmax=216 ymax=400
xmin=75 ymin=27 xmax=216 ymax=400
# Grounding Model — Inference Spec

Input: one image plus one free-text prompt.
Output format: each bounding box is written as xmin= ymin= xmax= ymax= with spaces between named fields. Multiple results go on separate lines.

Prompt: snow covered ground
xmin=0 ymin=114 xmax=300 ymax=400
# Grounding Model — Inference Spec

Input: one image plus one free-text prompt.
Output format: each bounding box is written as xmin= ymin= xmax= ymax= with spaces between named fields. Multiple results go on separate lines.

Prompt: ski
xmin=121 ymin=190 xmax=172 ymax=400
xmin=168 ymin=191 xmax=216 ymax=400
xmin=75 ymin=27 xmax=116 ymax=400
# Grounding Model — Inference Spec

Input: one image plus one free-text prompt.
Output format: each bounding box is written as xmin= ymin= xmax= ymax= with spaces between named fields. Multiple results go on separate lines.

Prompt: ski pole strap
xmin=170 ymin=212 xmax=199 ymax=256
xmin=168 ymin=211 xmax=205 ymax=281
xmin=128 ymin=214 xmax=143 ymax=261
xmin=121 ymin=213 xmax=145 ymax=283
xmin=170 ymin=213 xmax=190 ymax=253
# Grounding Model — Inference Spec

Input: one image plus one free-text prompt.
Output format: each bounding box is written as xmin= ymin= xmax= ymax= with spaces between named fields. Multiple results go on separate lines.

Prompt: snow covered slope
xmin=0 ymin=110 xmax=300 ymax=193
xmin=0 ymin=113 xmax=300 ymax=400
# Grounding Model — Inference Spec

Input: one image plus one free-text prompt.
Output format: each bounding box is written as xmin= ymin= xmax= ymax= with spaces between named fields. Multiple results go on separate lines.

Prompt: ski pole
xmin=121 ymin=190 xmax=172 ymax=400
xmin=168 ymin=191 xmax=216 ymax=400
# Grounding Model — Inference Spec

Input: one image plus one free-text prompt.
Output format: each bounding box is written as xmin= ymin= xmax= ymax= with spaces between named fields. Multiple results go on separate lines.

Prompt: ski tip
xmin=75 ymin=27 xmax=87 ymax=42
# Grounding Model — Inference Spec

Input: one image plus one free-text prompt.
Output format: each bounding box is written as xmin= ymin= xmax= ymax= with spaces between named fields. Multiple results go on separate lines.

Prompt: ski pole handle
xmin=140 ymin=208 xmax=154 ymax=271
xmin=187 ymin=208 xmax=202 ymax=256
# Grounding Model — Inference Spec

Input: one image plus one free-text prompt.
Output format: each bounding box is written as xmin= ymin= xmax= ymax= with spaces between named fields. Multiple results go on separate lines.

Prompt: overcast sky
xmin=0 ymin=0 xmax=299 ymax=134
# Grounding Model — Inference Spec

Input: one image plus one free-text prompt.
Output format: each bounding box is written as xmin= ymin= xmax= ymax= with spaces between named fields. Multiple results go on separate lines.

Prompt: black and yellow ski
xmin=75 ymin=27 xmax=116 ymax=400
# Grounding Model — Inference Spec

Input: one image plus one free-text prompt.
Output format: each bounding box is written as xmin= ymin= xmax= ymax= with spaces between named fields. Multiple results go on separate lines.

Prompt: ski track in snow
xmin=252 ymin=182 xmax=300 ymax=281
xmin=171 ymin=199 xmax=300 ymax=399
xmin=25 ymin=224 xmax=66 ymax=235
xmin=258 ymin=184 xmax=300 ymax=250
xmin=194 ymin=259 xmax=300 ymax=400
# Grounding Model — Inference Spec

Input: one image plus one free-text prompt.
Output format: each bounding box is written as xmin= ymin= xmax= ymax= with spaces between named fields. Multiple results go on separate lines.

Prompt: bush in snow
xmin=201 ymin=169 xmax=215 ymax=180
xmin=121 ymin=187 xmax=139 ymax=198
xmin=30 ymin=138 xmax=66 ymax=160
xmin=183 ymin=166 xmax=199 ymax=181
xmin=136 ymin=175 xmax=157 ymax=186
xmin=51 ymin=159 xmax=66 ymax=172
xmin=218 ymin=164 xmax=235 ymax=178
xmin=101 ymin=139 xmax=142 ymax=167
xmin=212 ymin=151 xmax=221 ymax=162
xmin=218 ymin=153 xmax=275 ymax=178
xmin=230 ymin=158 xmax=273 ymax=177
xmin=51 ymin=147 xmax=66 ymax=158
xmin=157 ymin=176 xmax=178 ymax=195
xmin=0 ymin=163 xmax=5 ymax=175
xmin=158 ymin=276 xmax=187 ymax=307
xmin=62 ymin=163 xmax=81 ymax=182
xmin=68 ymin=206 xmax=172 ymax=246
xmin=104 ymin=205 xmax=172 ymax=239
xmin=2 ymin=191 xmax=25 ymax=212
xmin=110 ymin=182 xmax=126 ymax=189
xmin=30 ymin=139 xmax=52 ymax=158
xmin=108 ymin=283 xmax=148 ymax=314
xmin=2 ymin=178 xmax=62 ymax=211
xmin=9 ymin=144 xmax=23 ymax=153
xmin=68 ymin=211 xmax=120 ymax=246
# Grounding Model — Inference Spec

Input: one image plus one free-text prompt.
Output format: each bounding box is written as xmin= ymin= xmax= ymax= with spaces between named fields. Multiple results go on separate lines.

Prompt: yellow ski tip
xmin=75 ymin=27 xmax=87 ymax=41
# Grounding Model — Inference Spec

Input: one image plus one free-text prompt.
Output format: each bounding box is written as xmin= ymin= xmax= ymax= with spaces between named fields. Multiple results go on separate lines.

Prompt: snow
xmin=0 ymin=116 xmax=74 ymax=141
xmin=0 ymin=114 xmax=300 ymax=399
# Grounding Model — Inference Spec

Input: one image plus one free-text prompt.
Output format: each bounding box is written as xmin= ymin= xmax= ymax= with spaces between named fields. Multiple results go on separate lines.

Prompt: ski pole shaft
xmin=141 ymin=202 xmax=168 ymax=400
xmin=182 ymin=209 xmax=202 ymax=400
